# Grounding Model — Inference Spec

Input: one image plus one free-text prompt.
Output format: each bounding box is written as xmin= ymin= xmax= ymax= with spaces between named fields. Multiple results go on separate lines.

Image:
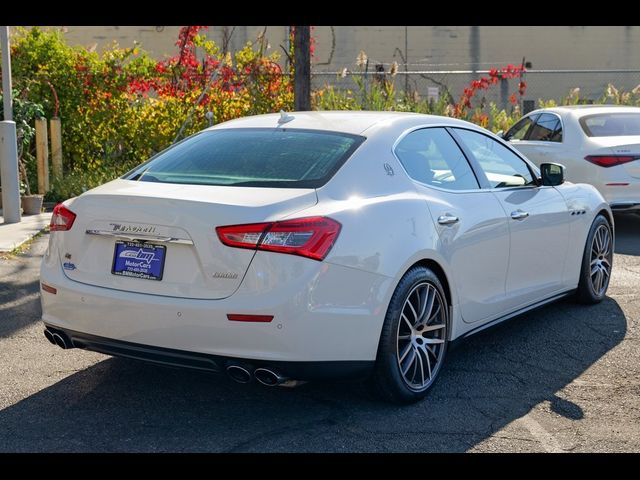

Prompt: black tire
xmin=576 ymin=214 xmax=613 ymax=304
xmin=369 ymin=266 xmax=449 ymax=404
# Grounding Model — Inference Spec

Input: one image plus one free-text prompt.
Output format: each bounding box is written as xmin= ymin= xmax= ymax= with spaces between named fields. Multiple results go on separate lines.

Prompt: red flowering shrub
xmin=454 ymin=64 xmax=527 ymax=117
xmin=9 ymin=26 xmax=293 ymax=200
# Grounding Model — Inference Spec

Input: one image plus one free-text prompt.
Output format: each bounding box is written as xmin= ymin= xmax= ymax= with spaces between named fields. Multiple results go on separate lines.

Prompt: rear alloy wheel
xmin=370 ymin=267 xmax=449 ymax=404
xmin=577 ymin=215 xmax=613 ymax=304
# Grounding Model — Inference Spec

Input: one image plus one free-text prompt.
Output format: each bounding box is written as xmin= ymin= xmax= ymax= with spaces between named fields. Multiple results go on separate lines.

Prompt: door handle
xmin=437 ymin=214 xmax=459 ymax=225
xmin=511 ymin=210 xmax=529 ymax=220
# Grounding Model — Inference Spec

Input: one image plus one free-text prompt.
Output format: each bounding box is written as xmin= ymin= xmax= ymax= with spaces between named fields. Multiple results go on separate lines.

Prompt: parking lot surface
xmin=1 ymin=214 xmax=638 ymax=452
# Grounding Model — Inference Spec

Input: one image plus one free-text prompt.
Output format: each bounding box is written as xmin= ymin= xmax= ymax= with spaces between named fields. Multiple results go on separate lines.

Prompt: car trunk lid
xmin=57 ymin=179 xmax=317 ymax=299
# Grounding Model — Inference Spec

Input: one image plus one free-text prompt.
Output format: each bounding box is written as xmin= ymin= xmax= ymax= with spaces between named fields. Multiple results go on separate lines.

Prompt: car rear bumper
xmin=42 ymin=325 xmax=374 ymax=380
xmin=40 ymin=250 xmax=394 ymax=364
xmin=596 ymin=180 xmax=640 ymax=211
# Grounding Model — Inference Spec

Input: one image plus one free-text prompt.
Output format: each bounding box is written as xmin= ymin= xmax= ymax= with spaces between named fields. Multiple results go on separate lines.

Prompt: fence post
xmin=50 ymin=117 xmax=62 ymax=181
xmin=500 ymin=78 xmax=509 ymax=111
xmin=35 ymin=117 xmax=49 ymax=194
xmin=293 ymin=26 xmax=311 ymax=111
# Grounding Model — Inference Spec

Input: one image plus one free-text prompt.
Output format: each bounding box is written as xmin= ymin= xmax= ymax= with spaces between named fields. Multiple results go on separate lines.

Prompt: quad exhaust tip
xmin=44 ymin=329 xmax=56 ymax=345
xmin=226 ymin=365 xmax=252 ymax=384
xmin=254 ymin=368 xmax=289 ymax=387
xmin=44 ymin=329 xmax=72 ymax=349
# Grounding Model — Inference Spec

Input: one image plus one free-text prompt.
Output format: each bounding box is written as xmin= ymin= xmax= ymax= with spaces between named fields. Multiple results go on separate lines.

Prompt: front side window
xmin=123 ymin=128 xmax=365 ymax=188
xmin=528 ymin=113 xmax=563 ymax=142
xmin=453 ymin=128 xmax=536 ymax=189
xmin=504 ymin=115 xmax=536 ymax=141
xmin=395 ymin=128 xmax=479 ymax=190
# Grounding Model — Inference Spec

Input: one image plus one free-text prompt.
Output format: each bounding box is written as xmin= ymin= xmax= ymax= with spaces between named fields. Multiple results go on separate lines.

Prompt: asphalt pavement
xmin=0 ymin=214 xmax=638 ymax=452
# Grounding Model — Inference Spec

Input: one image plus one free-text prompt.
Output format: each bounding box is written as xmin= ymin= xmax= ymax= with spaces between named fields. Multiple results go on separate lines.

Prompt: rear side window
xmin=528 ymin=113 xmax=563 ymax=142
xmin=395 ymin=127 xmax=479 ymax=190
xmin=124 ymin=128 xmax=365 ymax=188
xmin=580 ymin=113 xmax=640 ymax=137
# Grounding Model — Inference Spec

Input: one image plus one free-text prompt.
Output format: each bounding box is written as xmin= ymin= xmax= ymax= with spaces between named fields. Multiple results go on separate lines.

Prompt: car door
xmin=452 ymin=128 xmax=571 ymax=311
xmin=394 ymin=127 xmax=511 ymax=324
xmin=506 ymin=112 xmax=565 ymax=167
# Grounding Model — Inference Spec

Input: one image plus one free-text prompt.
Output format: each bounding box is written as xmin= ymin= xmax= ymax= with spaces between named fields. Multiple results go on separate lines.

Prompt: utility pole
xmin=293 ymin=26 xmax=311 ymax=111
xmin=1 ymin=26 xmax=21 ymax=223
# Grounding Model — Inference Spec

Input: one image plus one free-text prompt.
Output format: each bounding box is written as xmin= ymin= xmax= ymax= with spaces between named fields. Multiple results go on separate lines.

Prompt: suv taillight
xmin=50 ymin=204 xmax=76 ymax=231
xmin=216 ymin=216 xmax=341 ymax=261
xmin=585 ymin=155 xmax=640 ymax=167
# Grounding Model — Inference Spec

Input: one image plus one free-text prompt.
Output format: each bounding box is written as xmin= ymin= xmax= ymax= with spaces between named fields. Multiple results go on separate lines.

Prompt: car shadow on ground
xmin=614 ymin=213 xmax=640 ymax=256
xmin=0 ymin=248 xmax=44 ymax=340
xmin=0 ymin=295 xmax=626 ymax=452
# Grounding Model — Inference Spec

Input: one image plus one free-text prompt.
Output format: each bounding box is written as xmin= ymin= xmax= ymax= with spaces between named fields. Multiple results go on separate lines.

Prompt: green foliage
xmin=8 ymin=27 xmax=292 ymax=202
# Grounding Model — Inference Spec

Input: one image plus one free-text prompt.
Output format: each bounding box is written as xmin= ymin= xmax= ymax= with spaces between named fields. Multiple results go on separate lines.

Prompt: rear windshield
xmin=579 ymin=113 xmax=640 ymax=137
xmin=123 ymin=128 xmax=365 ymax=188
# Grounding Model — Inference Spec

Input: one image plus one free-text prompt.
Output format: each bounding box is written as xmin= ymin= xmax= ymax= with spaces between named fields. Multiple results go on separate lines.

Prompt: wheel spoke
xmin=602 ymin=230 xmax=610 ymax=255
xmin=402 ymin=348 xmax=417 ymax=376
xmin=594 ymin=230 xmax=602 ymax=253
xmin=424 ymin=338 xmax=445 ymax=345
xmin=417 ymin=286 xmax=428 ymax=322
xmin=426 ymin=344 xmax=438 ymax=359
xmin=398 ymin=334 xmax=411 ymax=340
xmin=421 ymin=288 xmax=435 ymax=324
xmin=399 ymin=342 xmax=412 ymax=363
xmin=602 ymin=265 xmax=610 ymax=280
xmin=422 ymin=323 xmax=446 ymax=332
xmin=591 ymin=264 xmax=599 ymax=277
xmin=422 ymin=346 xmax=432 ymax=381
xmin=426 ymin=304 xmax=441 ymax=324
xmin=410 ymin=353 xmax=419 ymax=383
xmin=594 ymin=269 xmax=603 ymax=294
xmin=401 ymin=313 xmax=413 ymax=331
xmin=406 ymin=298 xmax=419 ymax=324
xmin=416 ymin=348 xmax=426 ymax=386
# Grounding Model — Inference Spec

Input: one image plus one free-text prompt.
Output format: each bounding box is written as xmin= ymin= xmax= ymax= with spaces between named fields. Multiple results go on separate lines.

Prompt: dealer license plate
xmin=112 ymin=241 xmax=166 ymax=281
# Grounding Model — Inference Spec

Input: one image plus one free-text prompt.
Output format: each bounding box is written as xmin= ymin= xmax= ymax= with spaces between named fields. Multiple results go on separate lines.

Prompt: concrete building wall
xmin=28 ymin=26 xmax=640 ymax=101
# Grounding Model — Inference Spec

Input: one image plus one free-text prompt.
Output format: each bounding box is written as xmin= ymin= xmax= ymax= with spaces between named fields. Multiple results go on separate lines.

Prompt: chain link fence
xmin=311 ymin=68 xmax=640 ymax=111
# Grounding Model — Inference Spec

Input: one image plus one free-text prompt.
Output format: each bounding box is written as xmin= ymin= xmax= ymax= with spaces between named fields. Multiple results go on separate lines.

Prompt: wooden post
xmin=293 ymin=26 xmax=311 ymax=111
xmin=50 ymin=117 xmax=63 ymax=180
xmin=35 ymin=117 xmax=49 ymax=194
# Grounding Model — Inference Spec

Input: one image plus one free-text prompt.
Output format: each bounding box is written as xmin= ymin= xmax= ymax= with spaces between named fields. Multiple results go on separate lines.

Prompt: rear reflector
xmin=585 ymin=155 xmax=640 ymax=168
xmin=216 ymin=216 xmax=341 ymax=261
xmin=227 ymin=314 xmax=274 ymax=323
xmin=41 ymin=283 xmax=57 ymax=294
xmin=50 ymin=204 xmax=77 ymax=231
xmin=606 ymin=182 xmax=630 ymax=186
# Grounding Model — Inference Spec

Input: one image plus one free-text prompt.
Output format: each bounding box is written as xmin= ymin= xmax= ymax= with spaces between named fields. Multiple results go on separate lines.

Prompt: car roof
xmin=207 ymin=110 xmax=475 ymax=135
xmin=529 ymin=104 xmax=640 ymax=118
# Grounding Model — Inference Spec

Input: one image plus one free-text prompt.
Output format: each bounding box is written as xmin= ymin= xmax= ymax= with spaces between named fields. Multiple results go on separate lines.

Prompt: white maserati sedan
xmin=503 ymin=105 xmax=640 ymax=213
xmin=40 ymin=111 xmax=613 ymax=404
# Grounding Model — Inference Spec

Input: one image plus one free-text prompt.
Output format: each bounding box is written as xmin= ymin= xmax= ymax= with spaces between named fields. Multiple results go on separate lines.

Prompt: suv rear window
xmin=580 ymin=113 xmax=640 ymax=137
xmin=124 ymin=128 xmax=365 ymax=188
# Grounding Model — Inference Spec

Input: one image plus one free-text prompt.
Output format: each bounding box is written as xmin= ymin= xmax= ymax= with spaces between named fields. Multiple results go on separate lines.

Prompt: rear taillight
xmin=585 ymin=155 xmax=640 ymax=167
xmin=216 ymin=216 xmax=341 ymax=261
xmin=50 ymin=204 xmax=76 ymax=231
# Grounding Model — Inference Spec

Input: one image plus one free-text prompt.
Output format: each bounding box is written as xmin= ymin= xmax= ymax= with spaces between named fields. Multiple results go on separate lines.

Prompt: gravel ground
xmin=0 ymin=214 xmax=638 ymax=452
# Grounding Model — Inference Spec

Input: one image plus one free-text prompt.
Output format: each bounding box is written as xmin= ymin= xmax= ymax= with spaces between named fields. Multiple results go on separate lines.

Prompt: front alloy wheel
xmin=577 ymin=214 xmax=613 ymax=304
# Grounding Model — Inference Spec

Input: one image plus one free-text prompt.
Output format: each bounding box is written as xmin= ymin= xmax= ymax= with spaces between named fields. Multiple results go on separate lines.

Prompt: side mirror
xmin=495 ymin=130 xmax=504 ymax=138
xmin=540 ymin=162 xmax=565 ymax=186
